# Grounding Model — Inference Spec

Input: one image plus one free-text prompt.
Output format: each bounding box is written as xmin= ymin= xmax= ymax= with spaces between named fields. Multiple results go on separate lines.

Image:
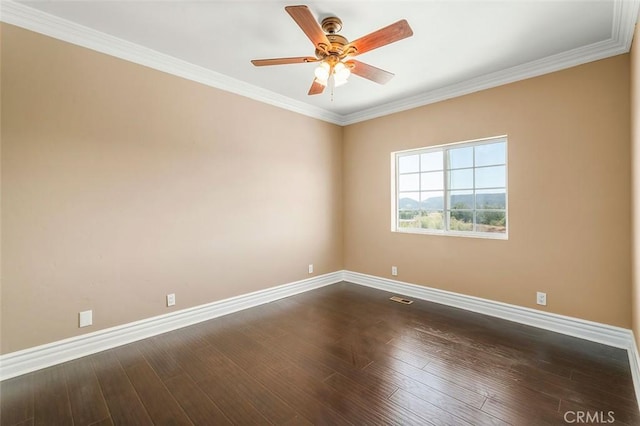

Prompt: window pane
xmin=398 ymin=210 xmax=421 ymax=229
xmin=476 ymin=210 xmax=507 ymax=233
xmin=448 ymin=210 xmax=474 ymax=232
xmin=420 ymin=171 xmax=443 ymax=190
xmin=448 ymin=146 xmax=473 ymax=169
xmin=475 ymin=165 xmax=505 ymax=188
xmin=419 ymin=211 xmax=444 ymax=230
xmin=421 ymin=191 xmax=444 ymax=210
xmin=476 ymin=189 xmax=506 ymax=209
xmin=475 ymin=142 xmax=506 ymax=167
xmin=398 ymin=192 xmax=420 ymax=210
xmin=394 ymin=137 xmax=507 ymax=238
xmin=421 ymin=151 xmax=443 ymax=171
xmin=449 ymin=169 xmax=473 ymax=190
xmin=398 ymin=155 xmax=419 ymax=173
xmin=399 ymin=173 xmax=420 ymax=191
xmin=449 ymin=190 xmax=473 ymax=209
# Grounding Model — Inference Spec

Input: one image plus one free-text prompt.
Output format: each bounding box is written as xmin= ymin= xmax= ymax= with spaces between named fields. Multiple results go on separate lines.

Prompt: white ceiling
xmin=3 ymin=1 xmax=639 ymax=125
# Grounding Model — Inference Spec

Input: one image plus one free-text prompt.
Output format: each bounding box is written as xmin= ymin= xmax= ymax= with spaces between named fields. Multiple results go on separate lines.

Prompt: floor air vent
xmin=389 ymin=296 xmax=413 ymax=305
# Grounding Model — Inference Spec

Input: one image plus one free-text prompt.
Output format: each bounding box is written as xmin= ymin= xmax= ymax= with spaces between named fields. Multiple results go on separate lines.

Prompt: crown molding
xmin=340 ymin=39 xmax=625 ymax=125
xmin=613 ymin=0 xmax=640 ymax=51
xmin=0 ymin=1 xmax=344 ymax=125
xmin=1 ymin=0 xmax=638 ymax=126
xmin=341 ymin=0 xmax=640 ymax=125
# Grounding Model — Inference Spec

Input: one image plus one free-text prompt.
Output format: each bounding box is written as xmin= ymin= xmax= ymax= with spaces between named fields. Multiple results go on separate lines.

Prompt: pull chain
xmin=329 ymin=74 xmax=335 ymax=102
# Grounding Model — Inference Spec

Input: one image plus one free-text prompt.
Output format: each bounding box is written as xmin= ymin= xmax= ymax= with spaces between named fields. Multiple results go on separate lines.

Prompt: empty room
xmin=2 ymin=0 xmax=640 ymax=424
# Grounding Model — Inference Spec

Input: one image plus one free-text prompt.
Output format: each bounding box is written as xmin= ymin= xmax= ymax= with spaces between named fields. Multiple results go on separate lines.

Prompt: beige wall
xmin=344 ymin=55 xmax=631 ymax=327
xmin=1 ymin=22 xmax=634 ymax=355
xmin=0 ymin=24 xmax=343 ymax=353
xmin=632 ymin=24 xmax=640 ymax=350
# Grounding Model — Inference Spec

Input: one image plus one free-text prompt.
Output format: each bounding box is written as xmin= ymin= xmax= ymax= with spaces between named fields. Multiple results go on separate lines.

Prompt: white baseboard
xmin=3 ymin=268 xmax=640 ymax=403
xmin=343 ymin=271 xmax=640 ymax=409
xmin=343 ymin=271 xmax=640 ymax=412
xmin=343 ymin=271 xmax=633 ymax=349
xmin=0 ymin=271 xmax=342 ymax=381
xmin=628 ymin=334 xmax=640 ymax=408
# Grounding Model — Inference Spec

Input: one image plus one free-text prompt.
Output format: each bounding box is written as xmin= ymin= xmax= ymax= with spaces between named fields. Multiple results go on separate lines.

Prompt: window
xmin=392 ymin=136 xmax=507 ymax=239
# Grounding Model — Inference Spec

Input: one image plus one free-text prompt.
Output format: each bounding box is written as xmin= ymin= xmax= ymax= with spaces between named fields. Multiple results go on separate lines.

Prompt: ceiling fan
xmin=251 ymin=5 xmax=413 ymax=96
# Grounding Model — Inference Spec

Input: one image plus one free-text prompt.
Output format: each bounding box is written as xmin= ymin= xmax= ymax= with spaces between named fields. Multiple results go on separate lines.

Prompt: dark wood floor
xmin=1 ymin=282 xmax=638 ymax=425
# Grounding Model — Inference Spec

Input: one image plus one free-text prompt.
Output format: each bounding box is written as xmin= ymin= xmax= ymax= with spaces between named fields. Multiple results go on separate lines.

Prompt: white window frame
xmin=391 ymin=135 xmax=508 ymax=240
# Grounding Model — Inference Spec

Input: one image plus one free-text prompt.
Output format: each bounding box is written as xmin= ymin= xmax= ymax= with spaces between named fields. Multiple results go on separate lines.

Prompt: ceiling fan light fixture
xmin=314 ymin=61 xmax=331 ymax=85
xmin=333 ymin=61 xmax=351 ymax=86
xmin=334 ymin=61 xmax=351 ymax=79
xmin=314 ymin=60 xmax=351 ymax=87
xmin=334 ymin=76 xmax=348 ymax=87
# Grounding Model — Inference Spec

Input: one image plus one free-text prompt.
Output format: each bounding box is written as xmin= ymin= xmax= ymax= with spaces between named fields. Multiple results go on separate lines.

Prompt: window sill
xmin=393 ymin=228 xmax=508 ymax=240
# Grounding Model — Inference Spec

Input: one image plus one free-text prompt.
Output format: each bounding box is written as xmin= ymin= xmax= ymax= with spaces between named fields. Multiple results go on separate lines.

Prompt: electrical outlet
xmin=391 ymin=266 xmax=398 ymax=276
xmin=308 ymin=264 xmax=314 ymax=274
xmin=167 ymin=293 xmax=176 ymax=307
xmin=79 ymin=310 xmax=93 ymax=328
xmin=536 ymin=291 xmax=547 ymax=306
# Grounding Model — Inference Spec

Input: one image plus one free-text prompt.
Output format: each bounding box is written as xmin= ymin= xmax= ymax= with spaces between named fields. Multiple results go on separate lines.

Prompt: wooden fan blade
xmin=349 ymin=60 xmax=394 ymax=84
xmin=346 ymin=19 xmax=413 ymax=56
xmin=308 ymin=79 xmax=325 ymax=95
xmin=251 ymin=57 xmax=318 ymax=66
xmin=285 ymin=5 xmax=331 ymax=49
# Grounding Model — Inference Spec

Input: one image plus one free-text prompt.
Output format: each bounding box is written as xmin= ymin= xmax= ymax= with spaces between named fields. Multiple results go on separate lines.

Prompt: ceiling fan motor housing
xmin=321 ymin=16 xmax=342 ymax=34
xmin=315 ymin=16 xmax=358 ymax=59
